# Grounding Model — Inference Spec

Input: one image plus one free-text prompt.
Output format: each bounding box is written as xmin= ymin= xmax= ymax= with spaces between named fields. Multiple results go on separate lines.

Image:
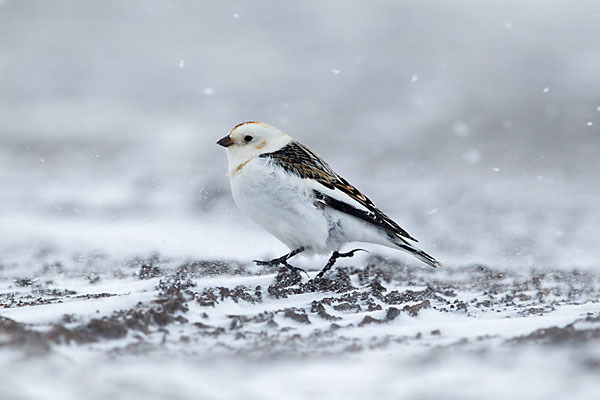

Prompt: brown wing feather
xmin=260 ymin=141 xmax=417 ymax=242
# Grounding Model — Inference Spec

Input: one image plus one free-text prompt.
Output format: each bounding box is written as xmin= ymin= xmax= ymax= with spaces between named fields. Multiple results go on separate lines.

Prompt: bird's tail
xmin=395 ymin=240 xmax=442 ymax=268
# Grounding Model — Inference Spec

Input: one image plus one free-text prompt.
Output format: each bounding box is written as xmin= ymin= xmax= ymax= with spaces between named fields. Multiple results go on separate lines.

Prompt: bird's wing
xmin=260 ymin=141 xmax=417 ymax=242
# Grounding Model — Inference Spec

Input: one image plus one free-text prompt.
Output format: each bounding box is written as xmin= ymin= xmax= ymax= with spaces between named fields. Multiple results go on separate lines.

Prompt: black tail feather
xmin=398 ymin=244 xmax=442 ymax=268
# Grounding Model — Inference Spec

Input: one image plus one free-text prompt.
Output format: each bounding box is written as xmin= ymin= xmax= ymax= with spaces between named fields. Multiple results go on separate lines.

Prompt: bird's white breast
xmin=229 ymin=157 xmax=330 ymax=253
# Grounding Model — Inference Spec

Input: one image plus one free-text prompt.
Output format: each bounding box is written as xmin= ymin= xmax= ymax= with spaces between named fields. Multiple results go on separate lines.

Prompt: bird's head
xmin=217 ymin=121 xmax=291 ymax=174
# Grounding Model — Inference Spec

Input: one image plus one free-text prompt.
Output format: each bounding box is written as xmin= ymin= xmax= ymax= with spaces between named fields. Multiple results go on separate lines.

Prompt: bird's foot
xmin=254 ymin=257 xmax=309 ymax=280
xmin=315 ymin=248 xmax=369 ymax=279
xmin=253 ymin=246 xmax=306 ymax=267
xmin=253 ymin=255 xmax=289 ymax=267
xmin=281 ymin=263 xmax=310 ymax=280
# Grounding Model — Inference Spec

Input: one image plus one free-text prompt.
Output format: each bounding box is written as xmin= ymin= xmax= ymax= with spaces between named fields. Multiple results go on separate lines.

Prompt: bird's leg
xmin=315 ymin=249 xmax=368 ymax=279
xmin=253 ymin=246 xmax=306 ymax=266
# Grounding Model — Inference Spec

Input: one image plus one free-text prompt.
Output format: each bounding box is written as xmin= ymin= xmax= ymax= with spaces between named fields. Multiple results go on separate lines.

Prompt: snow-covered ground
xmin=1 ymin=257 xmax=600 ymax=400
xmin=1 ymin=0 xmax=600 ymax=399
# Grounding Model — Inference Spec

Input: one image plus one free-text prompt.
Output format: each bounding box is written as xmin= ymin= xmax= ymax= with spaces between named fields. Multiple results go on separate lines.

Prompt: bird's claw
xmin=338 ymin=248 xmax=369 ymax=258
xmin=283 ymin=264 xmax=310 ymax=280
xmin=253 ymin=258 xmax=309 ymax=279
xmin=253 ymin=257 xmax=286 ymax=266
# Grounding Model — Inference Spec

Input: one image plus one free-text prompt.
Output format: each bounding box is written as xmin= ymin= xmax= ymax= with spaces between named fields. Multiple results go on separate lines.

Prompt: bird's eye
xmin=244 ymin=135 xmax=253 ymax=143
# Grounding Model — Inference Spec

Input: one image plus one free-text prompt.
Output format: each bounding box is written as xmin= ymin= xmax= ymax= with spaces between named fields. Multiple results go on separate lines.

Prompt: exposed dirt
xmin=1 ymin=256 xmax=599 ymax=359
xmin=510 ymin=314 xmax=600 ymax=345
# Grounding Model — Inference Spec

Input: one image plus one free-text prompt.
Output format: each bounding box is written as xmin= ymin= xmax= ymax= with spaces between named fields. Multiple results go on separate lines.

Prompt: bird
xmin=217 ymin=121 xmax=441 ymax=278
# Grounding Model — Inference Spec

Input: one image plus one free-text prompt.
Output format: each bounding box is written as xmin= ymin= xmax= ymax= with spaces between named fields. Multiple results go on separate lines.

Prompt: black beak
xmin=217 ymin=135 xmax=234 ymax=147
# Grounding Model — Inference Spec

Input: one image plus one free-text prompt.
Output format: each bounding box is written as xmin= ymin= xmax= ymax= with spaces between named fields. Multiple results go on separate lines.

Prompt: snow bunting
xmin=217 ymin=121 xmax=441 ymax=277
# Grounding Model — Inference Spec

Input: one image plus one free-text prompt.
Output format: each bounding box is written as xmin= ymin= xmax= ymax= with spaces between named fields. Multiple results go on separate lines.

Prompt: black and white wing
xmin=259 ymin=141 xmax=417 ymax=243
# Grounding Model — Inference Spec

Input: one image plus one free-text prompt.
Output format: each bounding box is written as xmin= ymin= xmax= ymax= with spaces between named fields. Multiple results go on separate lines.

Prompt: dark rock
xmin=333 ymin=303 xmax=362 ymax=313
xmin=283 ymin=308 xmax=311 ymax=324
xmin=14 ymin=278 xmax=35 ymax=287
xmin=358 ymin=316 xmax=381 ymax=326
xmin=386 ymin=307 xmax=401 ymax=321
xmin=274 ymin=268 xmax=302 ymax=287
xmin=511 ymin=325 xmax=600 ymax=345
xmin=311 ymin=302 xmax=341 ymax=321
xmin=0 ymin=316 xmax=50 ymax=353
xmin=139 ymin=263 xmax=161 ymax=280
xmin=303 ymin=268 xmax=355 ymax=293
xmin=403 ymin=300 xmax=431 ymax=317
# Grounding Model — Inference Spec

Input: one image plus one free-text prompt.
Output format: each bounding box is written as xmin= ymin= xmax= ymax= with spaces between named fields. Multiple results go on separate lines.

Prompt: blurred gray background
xmin=1 ymin=0 xmax=599 ymax=268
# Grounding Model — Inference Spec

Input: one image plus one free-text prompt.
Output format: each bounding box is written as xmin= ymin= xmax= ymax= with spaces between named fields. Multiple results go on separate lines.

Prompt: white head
xmin=217 ymin=121 xmax=292 ymax=174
